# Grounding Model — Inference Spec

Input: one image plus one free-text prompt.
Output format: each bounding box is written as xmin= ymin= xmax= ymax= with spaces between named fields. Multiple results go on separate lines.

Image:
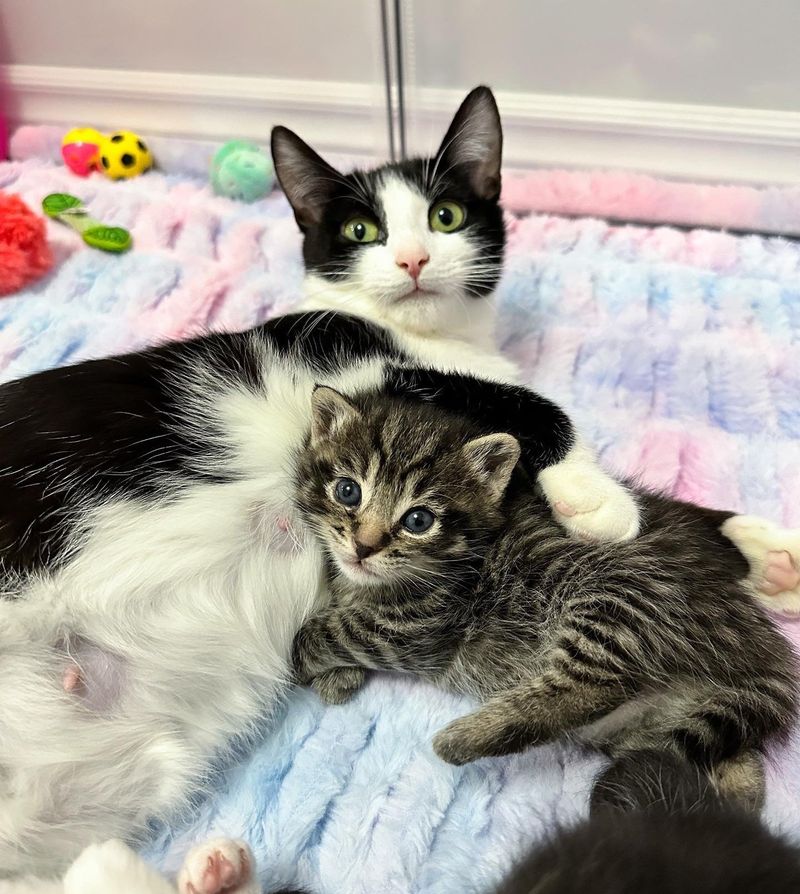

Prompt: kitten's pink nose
xmin=395 ymin=248 xmax=429 ymax=280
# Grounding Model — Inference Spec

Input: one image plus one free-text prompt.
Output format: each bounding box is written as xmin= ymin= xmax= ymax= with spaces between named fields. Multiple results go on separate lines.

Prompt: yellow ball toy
xmin=97 ymin=131 xmax=153 ymax=180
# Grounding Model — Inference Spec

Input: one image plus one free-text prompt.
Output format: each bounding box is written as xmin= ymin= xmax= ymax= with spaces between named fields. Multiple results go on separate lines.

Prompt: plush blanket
xmin=1 ymin=154 xmax=799 ymax=893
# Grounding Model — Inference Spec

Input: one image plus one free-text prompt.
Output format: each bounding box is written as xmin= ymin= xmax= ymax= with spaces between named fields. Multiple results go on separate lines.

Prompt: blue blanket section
xmin=145 ymin=679 xmax=598 ymax=893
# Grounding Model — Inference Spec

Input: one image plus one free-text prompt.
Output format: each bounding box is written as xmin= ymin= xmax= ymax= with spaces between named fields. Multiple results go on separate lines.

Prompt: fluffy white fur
xmin=0 ymin=349 xmax=378 ymax=875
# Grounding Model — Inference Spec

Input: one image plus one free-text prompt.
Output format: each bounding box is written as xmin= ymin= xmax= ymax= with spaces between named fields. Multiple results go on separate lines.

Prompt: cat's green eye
xmin=341 ymin=217 xmax=380 ymax=244
xmin=429 ymin=201 xmax=466 ymax=233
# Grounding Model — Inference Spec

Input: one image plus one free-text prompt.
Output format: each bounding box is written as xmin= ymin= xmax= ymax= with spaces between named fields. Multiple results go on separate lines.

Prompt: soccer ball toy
xmin=98 ymin=131 xmax=153 ymax=180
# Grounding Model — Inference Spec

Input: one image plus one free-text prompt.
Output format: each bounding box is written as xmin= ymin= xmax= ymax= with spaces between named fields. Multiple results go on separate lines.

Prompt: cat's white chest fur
xmin=301 ymin=278 xmax=520 ymax=384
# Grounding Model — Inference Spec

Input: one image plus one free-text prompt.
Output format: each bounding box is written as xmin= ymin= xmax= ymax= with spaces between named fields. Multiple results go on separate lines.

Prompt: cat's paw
xmin=178 ymin=839 xmax=259 ymax=894
xmin=722 ymin=515 xmax=800 ymax=616
xmin=432 ymin=712 xmax=531 ymax=766
xmin=539 ymin=464 xmax=640 ymax=543
xmin=312 ymin=667 xmax=366 ymax=705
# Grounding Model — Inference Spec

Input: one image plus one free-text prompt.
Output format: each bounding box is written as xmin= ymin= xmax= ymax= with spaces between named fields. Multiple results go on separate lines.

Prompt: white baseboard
xmin=410 ymin=86 xmax=800 ymax=186
xmin=6 ymin=64 xmax=800 ymax=186
xmin=3 ymin=64 xmax=389 ymax=159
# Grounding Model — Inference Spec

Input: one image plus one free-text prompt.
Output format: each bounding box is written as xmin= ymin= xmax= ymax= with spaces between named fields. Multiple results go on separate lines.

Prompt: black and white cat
xmin=0 ymin=89 xmax=644 ymax=878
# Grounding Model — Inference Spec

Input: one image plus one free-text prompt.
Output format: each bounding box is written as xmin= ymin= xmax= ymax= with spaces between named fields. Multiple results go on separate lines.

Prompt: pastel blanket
xmin=1 ymin=154 xmax=799 ymax=893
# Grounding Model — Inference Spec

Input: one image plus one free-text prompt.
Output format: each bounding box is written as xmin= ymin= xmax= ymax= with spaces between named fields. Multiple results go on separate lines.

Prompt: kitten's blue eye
xmin=334 ymin=478 xmax=361 ymax=507
xmin=402 ymin=508 xmax=435 ymax=534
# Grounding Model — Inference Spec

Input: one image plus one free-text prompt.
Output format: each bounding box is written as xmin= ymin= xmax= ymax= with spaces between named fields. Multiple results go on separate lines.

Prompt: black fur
xmin=590 ymin=748 xmax=721 ymax=814
xmin=499 ymin=808 xmax=800 ymax=894
xmin=266 ymin=311 xmax=405 ymax=372
xmin=384 ymin=366 xmax=576 ymax=471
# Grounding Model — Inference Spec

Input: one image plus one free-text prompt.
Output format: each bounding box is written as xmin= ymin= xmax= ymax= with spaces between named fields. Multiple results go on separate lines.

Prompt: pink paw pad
xmin=183 ymin=847 xmax=251 ymax=894
xmin=761 ymin=551 xmax=800 ymax=597
xmin=553 ymin=500 xmax=577 ymax=518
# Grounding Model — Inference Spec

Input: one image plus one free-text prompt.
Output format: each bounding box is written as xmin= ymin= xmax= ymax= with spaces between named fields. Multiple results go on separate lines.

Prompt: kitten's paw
xmin=540 ymin=465 xmax=640 ymax=543
xmin=312 ymin=667 xmax=366 ymax=705
xmin=432 ymin=713 xmax=531 ymax=766
xmin=290 ymin=621 xmax=323 ymax=685
xmin=178 ymin=839 xmax=258 ymax=894
xmin=722 ymin=515 xmax=800 ymax=616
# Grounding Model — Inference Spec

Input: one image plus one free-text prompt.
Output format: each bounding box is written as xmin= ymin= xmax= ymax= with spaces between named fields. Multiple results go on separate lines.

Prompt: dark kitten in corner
xmin=500 ymin=808 xmax=800 ymax=894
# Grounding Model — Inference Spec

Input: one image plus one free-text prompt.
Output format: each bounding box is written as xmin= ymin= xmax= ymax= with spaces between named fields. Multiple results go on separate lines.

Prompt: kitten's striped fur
xmin=292 ymin=389 xmax=797 ymax=811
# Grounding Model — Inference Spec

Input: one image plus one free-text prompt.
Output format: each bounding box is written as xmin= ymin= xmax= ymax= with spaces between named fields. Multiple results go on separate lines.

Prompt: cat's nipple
xmin=62 ymin=663 xmax=83 ymax=693
xmin=271 ymin=514 xmax=303 ymax=554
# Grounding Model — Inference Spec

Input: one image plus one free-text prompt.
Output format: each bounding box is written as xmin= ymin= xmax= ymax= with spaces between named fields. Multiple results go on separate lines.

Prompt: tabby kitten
xmin=292 ymin=385 xmax=797 ymax=810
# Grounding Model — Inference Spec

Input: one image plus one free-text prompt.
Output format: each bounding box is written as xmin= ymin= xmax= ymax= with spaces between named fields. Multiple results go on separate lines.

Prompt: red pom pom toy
xmin=0 ymin=192 xmax=53 ymax=296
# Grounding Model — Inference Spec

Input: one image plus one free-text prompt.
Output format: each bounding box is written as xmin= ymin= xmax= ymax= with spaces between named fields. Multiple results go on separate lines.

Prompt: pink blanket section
xmin=503 ymin=168 xmax=800 ymax=236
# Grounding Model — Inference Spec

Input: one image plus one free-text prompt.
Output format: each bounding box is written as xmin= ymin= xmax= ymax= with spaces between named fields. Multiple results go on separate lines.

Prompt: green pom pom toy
xmin=211 ymin=141 xmax=274 ymax=202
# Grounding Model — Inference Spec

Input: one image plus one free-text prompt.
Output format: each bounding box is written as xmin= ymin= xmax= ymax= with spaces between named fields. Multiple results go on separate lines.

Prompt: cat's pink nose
xmin=395 ymin=248 xmax=429 ymax=280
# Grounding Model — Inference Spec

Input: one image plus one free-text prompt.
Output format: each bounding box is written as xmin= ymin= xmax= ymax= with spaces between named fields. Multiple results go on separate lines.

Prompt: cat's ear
xmin=271 ymin=126 xmax=341 ymax=228
xmin=462 ymin=433 xmax=520 ymax=503
xmin=434 ymin=86 xmax=502 ymax=201
xmin=310 ymin=386 xmax=361 ymax=443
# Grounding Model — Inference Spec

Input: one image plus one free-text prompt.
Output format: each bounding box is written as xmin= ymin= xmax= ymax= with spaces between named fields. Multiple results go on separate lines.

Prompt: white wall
xmin=408 ymin=0 xmax=800 ymax=111
xmin=2 ymin=0 xmax=379 ymax=82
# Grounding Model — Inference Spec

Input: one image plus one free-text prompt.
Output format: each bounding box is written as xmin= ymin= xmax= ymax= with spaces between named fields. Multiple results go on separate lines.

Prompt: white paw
xmin=178 ymin=838 xmax=259 ymax=894
xmin=539 ymin=460 xmax=640 ymax=543
xmin=64 ymin=839 xmax=175 ymax=894
xmin=722 ymin=515 xmax=800 ymax=616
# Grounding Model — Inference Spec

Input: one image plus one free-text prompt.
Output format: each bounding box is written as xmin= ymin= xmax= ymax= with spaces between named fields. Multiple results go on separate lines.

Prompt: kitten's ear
xmin=462 ymin=433 xmax=520 ymax=503
xmin=434 ymin=86 xmax=502 ymax=201
xmin=271 ymin=126 xmax=341 ymax=228
xmin=310 ymin=386 xmax=361 ymax=443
